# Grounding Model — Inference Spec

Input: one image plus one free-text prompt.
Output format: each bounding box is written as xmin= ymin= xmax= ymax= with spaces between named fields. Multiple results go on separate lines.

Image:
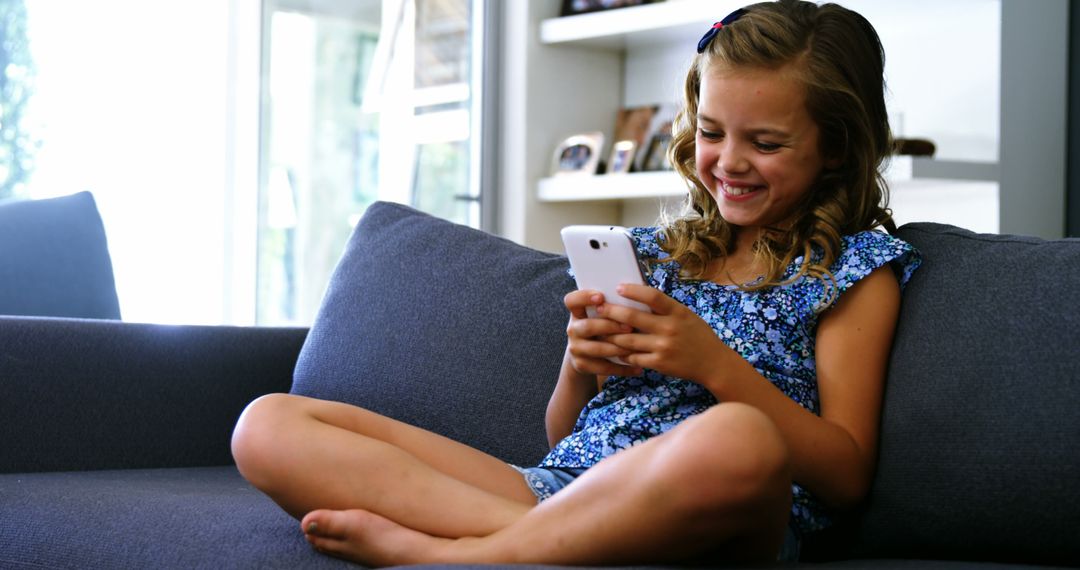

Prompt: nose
xmin=718 ymin=139 xmax=750 ymax=175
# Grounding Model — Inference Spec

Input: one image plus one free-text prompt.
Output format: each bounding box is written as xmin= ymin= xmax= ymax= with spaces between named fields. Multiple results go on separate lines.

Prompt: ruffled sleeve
xmin=828 ymin=230 xmax=921 ymax=299
xmin=628 ymin=226 xmax=665 ymax=259
xmin=628 ymin=227 xmax=675 ymax=291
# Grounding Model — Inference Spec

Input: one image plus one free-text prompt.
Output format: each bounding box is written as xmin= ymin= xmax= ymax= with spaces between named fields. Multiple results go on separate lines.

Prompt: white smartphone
xmin=561 ymin=225 xmax=652 ymax=319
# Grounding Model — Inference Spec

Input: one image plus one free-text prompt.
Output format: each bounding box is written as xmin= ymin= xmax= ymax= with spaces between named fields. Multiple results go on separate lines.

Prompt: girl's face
xmin=695 ymin=65 xmax=828 ymax=238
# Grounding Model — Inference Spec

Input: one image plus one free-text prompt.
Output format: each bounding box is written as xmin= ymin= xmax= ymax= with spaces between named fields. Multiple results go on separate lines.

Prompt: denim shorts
xmin=511 ymin=464 xmax=802 ymax=562
xmin=510 ymin=465 xmax=587 ymax=502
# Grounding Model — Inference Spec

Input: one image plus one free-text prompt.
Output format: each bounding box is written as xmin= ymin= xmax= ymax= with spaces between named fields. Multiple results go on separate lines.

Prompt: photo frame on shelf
xmin=641 ymin=130 xmax=674 ymax=171
xmin=612 ymin=104 xmax=658 ymax=172
xmin=607 ymin=140 xmax=636 ymax=174
xmin=636 ymin=103 xmax=678 ymax=172
xmin=551 ymin=132 xmax=605 ymax=176
xmin=560 ymin=0 xmax=662 ymax=17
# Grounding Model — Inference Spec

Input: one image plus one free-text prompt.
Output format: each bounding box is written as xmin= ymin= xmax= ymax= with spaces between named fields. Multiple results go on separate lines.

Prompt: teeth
xmin=722 ymin=181 xmax=758 ymax=196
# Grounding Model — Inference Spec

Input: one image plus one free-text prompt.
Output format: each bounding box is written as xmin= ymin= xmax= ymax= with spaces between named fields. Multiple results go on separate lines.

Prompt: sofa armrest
xmin=0 ymin=316 xmax=307 ymax=473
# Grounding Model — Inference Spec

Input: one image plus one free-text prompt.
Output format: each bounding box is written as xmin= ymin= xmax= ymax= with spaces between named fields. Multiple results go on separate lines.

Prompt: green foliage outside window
xmin=0 ymin=0 xmax=37 ymax=201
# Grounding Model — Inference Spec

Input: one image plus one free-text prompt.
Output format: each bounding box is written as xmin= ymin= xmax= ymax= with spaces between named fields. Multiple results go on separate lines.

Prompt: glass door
xmin=257 ymin=0 xmax=486 ymax=325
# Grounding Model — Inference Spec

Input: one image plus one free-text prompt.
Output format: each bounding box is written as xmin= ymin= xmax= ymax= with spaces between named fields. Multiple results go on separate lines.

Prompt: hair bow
xmin=696 ymin=8 xmax=747 ymax=53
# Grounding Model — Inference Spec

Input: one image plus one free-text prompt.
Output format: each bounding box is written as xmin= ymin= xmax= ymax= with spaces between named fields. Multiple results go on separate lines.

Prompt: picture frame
xmin=551 ymin=132 xmax=605 ymax=176
xmin=560 ymin=0 xmax=662 ymax=17
xmin=607 ymin=140 xmax=636 ymax=174
xmin=612 ymin=105 xmax=657 ymax=172
xmin=641 ymin=130 xmax=674 ymax=172
xmin=636 ymin=103 xmax=678 ymax=172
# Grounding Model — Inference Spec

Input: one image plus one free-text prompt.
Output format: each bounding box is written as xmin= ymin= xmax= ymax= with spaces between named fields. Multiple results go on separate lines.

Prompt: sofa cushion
xmin=0 ymin=191 xmax=120 ymax=319
xmin=0 ymin=317 xmax=306 ymax=474
xmin=0 ymin=467 xmax=353 ymax=569
xmin=291 ymin=202 xmax=574 ymax=467
xmin=6 ymin=469 xmax=1052 ymax=570
xmin=847 ymin=223 xmax=1080 ymax=566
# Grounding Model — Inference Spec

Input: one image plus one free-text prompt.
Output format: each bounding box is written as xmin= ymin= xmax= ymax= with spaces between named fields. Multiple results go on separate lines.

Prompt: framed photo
xmin=636 ymin=103 xmax=678 ymax=172
xmin=641 ymin=130 xmax=674 ymax=171
xmin=607 ymin=140 xmax=636 ymax=174
xmin=560 ymin=0 xmax=662 ymax=17
xmin=612 ymin=105 xmax=657 ymax=172
xmin=552 ymin=132 xmax=604 ymax=176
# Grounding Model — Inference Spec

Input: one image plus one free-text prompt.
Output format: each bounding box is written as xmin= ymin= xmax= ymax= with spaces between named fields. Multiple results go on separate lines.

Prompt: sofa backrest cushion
xmin=291 ymin=202 xmax=574 ymax=467
xmin=0 ymin=191 xmax=120 ymax=319
xmin=848 ymin=223 xmax=1080 ymax=565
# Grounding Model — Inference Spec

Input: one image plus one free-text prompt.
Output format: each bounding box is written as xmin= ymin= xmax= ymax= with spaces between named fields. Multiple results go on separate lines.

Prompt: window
xmin=257 ymin=0 xmax=491 ymax=325
xmin=12 ymin=0 xmax=492 ymax=325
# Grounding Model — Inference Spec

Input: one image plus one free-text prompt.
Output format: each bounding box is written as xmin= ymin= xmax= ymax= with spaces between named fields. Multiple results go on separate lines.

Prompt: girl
xmin=231 ymin=0 xmax=920 ymax=564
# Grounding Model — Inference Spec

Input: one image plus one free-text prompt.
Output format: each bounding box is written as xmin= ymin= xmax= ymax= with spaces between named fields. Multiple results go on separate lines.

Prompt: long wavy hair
xmin=663 ymin=0 xmax=895 ymax=299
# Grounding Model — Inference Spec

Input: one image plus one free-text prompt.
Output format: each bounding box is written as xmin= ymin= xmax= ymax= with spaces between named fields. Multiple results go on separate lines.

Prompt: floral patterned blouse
xmin=540 ymin=227 xmax=921 ymax=536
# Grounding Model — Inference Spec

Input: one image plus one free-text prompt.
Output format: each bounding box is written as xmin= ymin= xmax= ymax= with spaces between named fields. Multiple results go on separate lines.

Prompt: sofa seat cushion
xmin=0 ymin=191 xmax=120 ymax=319
xmin=0 ymin=467 xmax=351 ymax=569
xmin=845 ymin=223 xmax=1080 ymax=566
xmin=2 ymin=466 xmax=1068 ymax=570
xmin=291 ymin=202 xmax=575 ymax=467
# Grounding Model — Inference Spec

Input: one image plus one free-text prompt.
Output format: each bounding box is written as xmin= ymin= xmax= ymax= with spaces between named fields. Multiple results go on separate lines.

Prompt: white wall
xmin=625 ymin=0 xmax=1002 ymax=162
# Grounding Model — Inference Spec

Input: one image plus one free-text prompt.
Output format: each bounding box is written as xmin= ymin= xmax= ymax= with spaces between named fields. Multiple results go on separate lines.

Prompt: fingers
xmin=584 ymin=359 xmax=643 ymax=378
xmin=564 ymin=289 xmax=604 ymax=320
xmin=564 ymin=287 xmax=653 ymax=377
xmin=615 ymin=283 xmax=671 ymax=314
xmin=567 ymin=347 xmax=643 ymax=377
xmin=566 ymin=316 xmax=642 ymax=377
xmin=593 ymin=300 xmax=660 ymax=332
xmin=567 ymin=312 xmax=632 ymax=338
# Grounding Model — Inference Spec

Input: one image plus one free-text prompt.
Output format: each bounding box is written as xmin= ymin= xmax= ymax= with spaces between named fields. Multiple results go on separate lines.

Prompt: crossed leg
xmin=232 ymin=394 xmax=792 ymax=566
xmin=230 ymin=393 xmax=537 ymax=538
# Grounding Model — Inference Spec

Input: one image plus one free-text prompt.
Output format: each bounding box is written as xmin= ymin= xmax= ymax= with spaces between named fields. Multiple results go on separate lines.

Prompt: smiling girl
xmin=231 ymin=0 xmax=921 ymax=565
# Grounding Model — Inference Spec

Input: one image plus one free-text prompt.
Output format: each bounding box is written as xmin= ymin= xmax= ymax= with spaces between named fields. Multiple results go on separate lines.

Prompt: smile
xmin=720 ymin=180 xmax=764 ymax=198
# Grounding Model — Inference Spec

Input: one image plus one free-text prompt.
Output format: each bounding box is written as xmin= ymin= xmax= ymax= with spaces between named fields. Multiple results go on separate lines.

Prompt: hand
xmin=594 ymin=284 xmax=733 ymax=384
xmin=563 ymin=289 xmax=644 ymax=378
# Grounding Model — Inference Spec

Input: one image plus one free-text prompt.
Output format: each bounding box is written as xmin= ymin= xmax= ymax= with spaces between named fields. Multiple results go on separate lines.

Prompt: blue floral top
xmin=541 ymin=227 xmax=921 ymax=536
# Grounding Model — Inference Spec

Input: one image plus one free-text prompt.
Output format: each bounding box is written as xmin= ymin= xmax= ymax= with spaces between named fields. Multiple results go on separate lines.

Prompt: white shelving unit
xmin=539 ymin=0 xmax=735 ymax=49
xmin=536 ymin=157 xmax=951 ymax=203
xmin=536 ymin=158 xmax=1000 ymax=233
xmin=538 ymin=171 xmax=684 ymax=202
xmin=498 ymin=0 xmax=1067 ymax=252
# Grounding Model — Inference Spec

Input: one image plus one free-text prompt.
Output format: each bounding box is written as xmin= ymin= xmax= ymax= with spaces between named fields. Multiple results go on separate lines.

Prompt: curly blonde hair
xmin=663 ymin=0 xmax=895 ymax=298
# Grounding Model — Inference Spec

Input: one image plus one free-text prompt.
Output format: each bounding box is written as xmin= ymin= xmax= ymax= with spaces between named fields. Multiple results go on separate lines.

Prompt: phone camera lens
xmin=589 ymin=239 xmax=601 ymax=250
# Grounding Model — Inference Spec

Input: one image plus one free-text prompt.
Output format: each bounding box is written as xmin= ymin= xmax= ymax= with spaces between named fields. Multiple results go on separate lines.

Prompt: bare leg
xmin=303 ymin=402 xmax=793 ymax=566
xmin=231 ymin=393 xmax=537 ymax=538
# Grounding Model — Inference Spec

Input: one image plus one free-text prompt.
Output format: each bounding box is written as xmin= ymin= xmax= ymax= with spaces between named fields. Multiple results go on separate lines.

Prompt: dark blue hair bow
xmin=696 ymin=8 xmax=747 ymax=53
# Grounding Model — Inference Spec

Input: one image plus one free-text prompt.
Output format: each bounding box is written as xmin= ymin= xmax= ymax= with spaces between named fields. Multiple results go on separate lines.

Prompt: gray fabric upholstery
xmin=846 ymin=223 xmax=1080 ymax=566
xmin=413 ymin=563 xmax=1064 ymax=570
xmin=0 ymin=191 xmax=121 ymax=319
xmin=11 ymin=469 xmax=1038 ymax=570
xmin=0 ymin=467 xmax=353 ymax=569
xmin=292 ymin=202 xmax=574 ymax=467
xmin=0 ymin=317 xmax=307 ymax=473
xmin=3 ymin=205 xmax=1078 ymax=569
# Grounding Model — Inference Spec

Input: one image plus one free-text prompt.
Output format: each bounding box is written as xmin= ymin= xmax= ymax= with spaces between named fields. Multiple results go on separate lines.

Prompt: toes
xmin=299 ymin=508 xmax=442 ymax=566
xmin=306 ymin=533 xmax=348 ymax=558
xmin=301 ymin=509 xmax=348 ymax=540
xmin=302 ymin=511 xmax=353 ymax=559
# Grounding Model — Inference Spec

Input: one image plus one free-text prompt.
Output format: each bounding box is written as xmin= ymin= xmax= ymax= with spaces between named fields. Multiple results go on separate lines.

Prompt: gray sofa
xmin=0 ymin=191 xmax=120 ymax=320
xmin=1 ymin=201 xmax=1077 ymax=569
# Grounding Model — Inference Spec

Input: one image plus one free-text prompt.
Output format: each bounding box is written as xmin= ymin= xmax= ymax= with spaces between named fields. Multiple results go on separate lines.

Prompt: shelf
xmin=539 ymin=0 xmax=741 ymax=50
xmin=536 ymin=157 xmax=1000 ymax=203
xmin=538 ymin=170 xmax=686 ymax=202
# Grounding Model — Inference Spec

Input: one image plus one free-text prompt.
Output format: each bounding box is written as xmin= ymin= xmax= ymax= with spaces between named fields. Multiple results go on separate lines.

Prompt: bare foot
xmin=301 ymin=508 xmax=451 ymax=566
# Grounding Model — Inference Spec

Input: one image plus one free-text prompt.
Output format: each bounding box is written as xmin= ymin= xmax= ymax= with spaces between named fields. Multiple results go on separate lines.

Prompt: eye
xmin=698 ymin=128 xmax=723 ymax=141
xmin=753 ymin=141 xmax=782 ymax=152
